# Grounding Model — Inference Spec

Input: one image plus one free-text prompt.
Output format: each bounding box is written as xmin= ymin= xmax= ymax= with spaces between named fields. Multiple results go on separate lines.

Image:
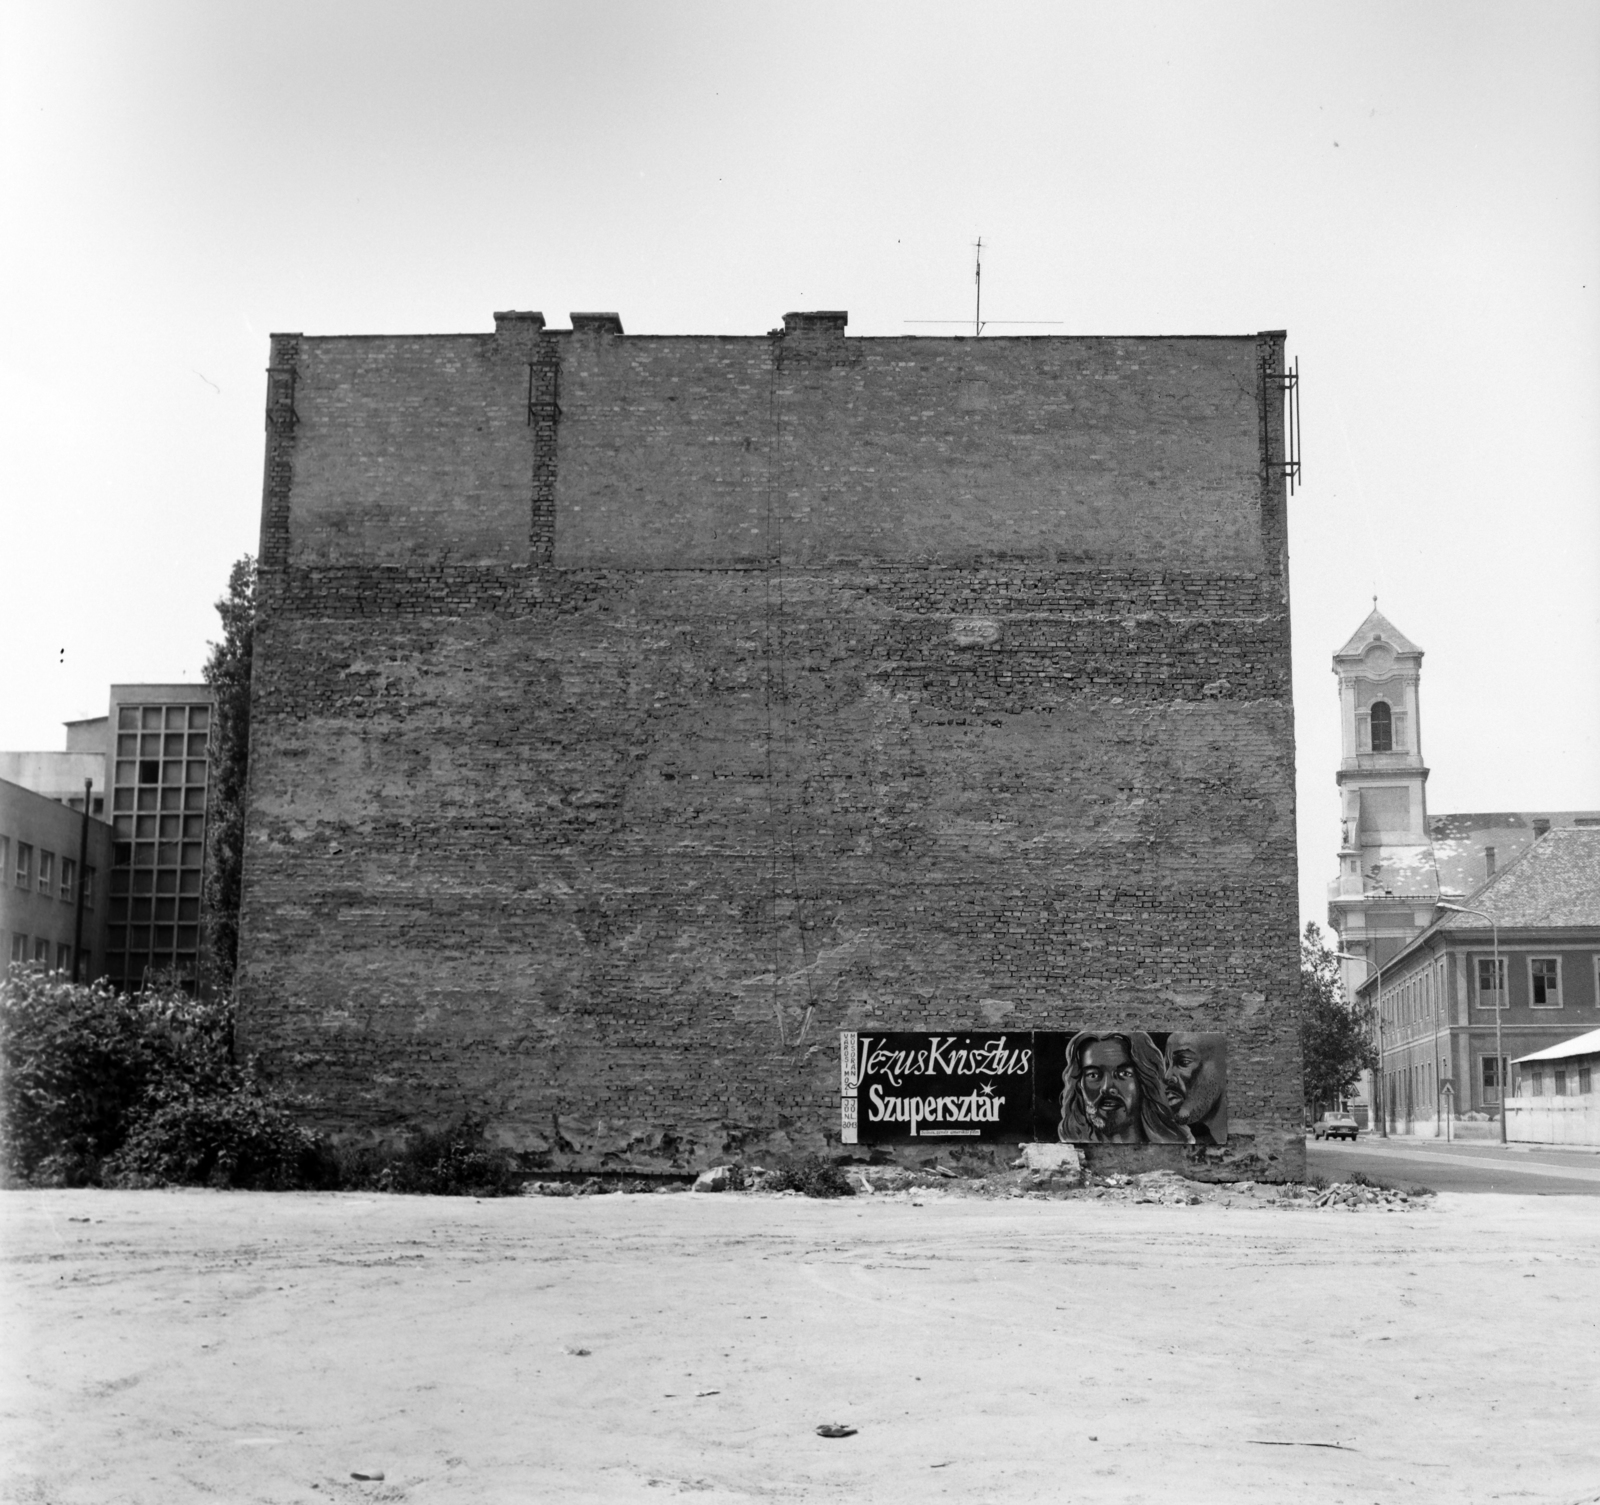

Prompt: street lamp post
xmin=1335 ymin=949 xmax=1385 ymax=1138
xmin=1437 ymin=902 xmax=1504 ymax=1144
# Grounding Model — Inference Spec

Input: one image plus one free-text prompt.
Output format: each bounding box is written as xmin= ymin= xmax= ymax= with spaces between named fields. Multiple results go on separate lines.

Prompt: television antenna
xmin=906 ymin=238 xmax=1063 ymax=336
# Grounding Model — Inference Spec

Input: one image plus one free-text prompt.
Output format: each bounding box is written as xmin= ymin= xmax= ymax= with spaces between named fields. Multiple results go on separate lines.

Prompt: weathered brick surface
xmin=239 ymin=319 xmax=1303 ymax=1180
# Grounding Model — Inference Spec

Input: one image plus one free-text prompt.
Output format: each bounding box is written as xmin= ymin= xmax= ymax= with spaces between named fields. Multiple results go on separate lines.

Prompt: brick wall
xmin=240 ymin=315 xmax=1304 ymax=1180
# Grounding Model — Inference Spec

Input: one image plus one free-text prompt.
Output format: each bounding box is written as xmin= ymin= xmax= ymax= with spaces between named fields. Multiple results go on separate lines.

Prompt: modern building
xmin=237 ymin=307 xmax=1307 ymax=1177
xmin=1 ymin=776 xmax=112 ymax=977
xmin=1354 ymin=827 xmax=1600 ymax=1135
xmin=1 ymin=684 xmax=215 ymax=990
xmin=1508 ymin=1027 xmax=1600 ymax=1146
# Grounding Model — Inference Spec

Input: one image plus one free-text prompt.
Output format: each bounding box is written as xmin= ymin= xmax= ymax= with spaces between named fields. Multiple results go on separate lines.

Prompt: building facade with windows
xmin=1354 ymin=827 xmax=1600 ymax=1135
xmin=1325 ymin=609 xmax=1598 ymax=1128
xmin=1508 ymin=1027 xmax=1600 ymax=1146
xmin=0 ymin=776 xmax=112 ymax=978
xmin=102 ymin=685 xmax=215 ymax=992
xmin=1 ymin=684 xmax=214 ymax=990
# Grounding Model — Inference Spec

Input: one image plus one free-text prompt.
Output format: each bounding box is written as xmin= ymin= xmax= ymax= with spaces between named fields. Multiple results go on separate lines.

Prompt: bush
xmin=0 ymin=964 xmax=315 ymax=1189
xmin=765 ymin=1153 xmax=855 ymax=1198
xmin=335 ymin=1119 xmax=521 ymax=1197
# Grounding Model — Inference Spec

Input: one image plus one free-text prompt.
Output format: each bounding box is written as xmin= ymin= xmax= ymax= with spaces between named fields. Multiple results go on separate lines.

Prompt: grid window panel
xmin=108 ymin=925 xmax=127 ymax=951
xmin=140 ymin=708 xmax=162 ymax=730
xmin=113 ymin=816 xmax=135 ymax=838
xmin=113 ymin=788 xmax=134 ymax=812
xmin=156 ymin=842 xmax=180 ymax=867
xmin=110 ymin=870 xmax=131 ymax=896
xmin=140 ymin=760 xmax=162 ymax=785
xmin=190 ymin=706 xmax=209 ymax=730
xmin=117 ymin=734 xmax=138 ymax=756
xmin=176 ymin=925 xmax=197 ymax=950
xmin=132 ymin=870 xmax=154 ymax=894
xmin=165 ymin=707 xmax=186 ymax=729
xmin=154 ymin=897 xmax=176 ymax=923
xmin=134 ymin=815 xmax=156 ymax=838
xmin=178 ymin=871 xmax=200 ymax=895
xmin=160 ymin=762 xmax=183 ymax=787
xmin=158 ymin=815 xmax=180 ymax=839
xmin=182 ymin=815 xmax=205 ymax=839
xmin=187 ymin=733 xmax=208 ymax=756
xmin=115 ymin=760 xmax=136 ymax=787
xmin=159 ymin=788 xmax=181 ymax=811
xmin=133 ymin=843 xmax=156 ymax=868
xmin=155 ymin=870 xmax=177 ymax=894
xmin=178 ymin=896 xmax=199 ymax=922
xmin=153 ymin=926 xmax=174 ymax=950
xmin=180 ymin=841 xmax=202 ymax=868
xmin=139 ymin=734 xmax=160 ymax=757
xmin=185 ymin=761 xmax=206 ymax=786
xmin=130 ymin=898 xmax=152 ymax=922
xmin=163 ymin=733 xmax=185 ymax=758
xmin=117 ymin=708 xmax=138 ymax=731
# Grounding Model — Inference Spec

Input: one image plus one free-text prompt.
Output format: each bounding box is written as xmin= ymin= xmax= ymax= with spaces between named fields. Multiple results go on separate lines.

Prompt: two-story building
xmin=1355 ymin=826 xmax=1600 ymax=1135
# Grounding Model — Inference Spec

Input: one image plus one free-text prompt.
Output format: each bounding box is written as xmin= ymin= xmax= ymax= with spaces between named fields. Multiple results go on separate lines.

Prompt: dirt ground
xmin=3 ymin=1181 xmax=1598 ymax=1504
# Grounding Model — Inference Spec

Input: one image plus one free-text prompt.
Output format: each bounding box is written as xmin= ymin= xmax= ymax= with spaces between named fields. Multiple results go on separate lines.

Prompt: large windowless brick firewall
xmin=239 ymin=310 xmax=1304 ymax=1179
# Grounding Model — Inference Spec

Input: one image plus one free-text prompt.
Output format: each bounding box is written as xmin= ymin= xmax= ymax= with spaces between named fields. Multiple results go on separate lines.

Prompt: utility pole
xmin=1438 ymin=903 xmax=1505 ymax=1143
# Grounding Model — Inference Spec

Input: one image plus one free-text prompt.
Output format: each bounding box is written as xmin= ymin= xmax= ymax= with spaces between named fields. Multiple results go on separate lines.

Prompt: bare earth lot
xmin=3 ymin=1186 xmax=1599 ymax=1504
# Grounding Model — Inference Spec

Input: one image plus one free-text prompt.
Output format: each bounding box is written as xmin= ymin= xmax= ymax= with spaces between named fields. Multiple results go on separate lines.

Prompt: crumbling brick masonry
xmin=238 ymin=309 xmax=1304 ymax=1180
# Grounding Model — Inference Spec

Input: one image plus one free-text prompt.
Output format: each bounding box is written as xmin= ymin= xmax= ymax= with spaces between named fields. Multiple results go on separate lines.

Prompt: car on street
xmin=1311 ymin=1112 xmax=1360 ymax=1140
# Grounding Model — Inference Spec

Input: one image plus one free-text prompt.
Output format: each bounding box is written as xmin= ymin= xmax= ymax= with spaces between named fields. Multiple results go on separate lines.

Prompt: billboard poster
xmin=840 ymin=1029 xmax=1227 ymax=1147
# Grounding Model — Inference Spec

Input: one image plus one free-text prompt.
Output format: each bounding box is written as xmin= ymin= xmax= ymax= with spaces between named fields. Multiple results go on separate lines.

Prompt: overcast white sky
xmin=3 ymin=0 xmax=1597 ymax=932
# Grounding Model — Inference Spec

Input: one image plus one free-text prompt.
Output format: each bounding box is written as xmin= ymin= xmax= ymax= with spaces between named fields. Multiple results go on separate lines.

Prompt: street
xmin=1309 ymin=1135 xmax=1600 ymax=1196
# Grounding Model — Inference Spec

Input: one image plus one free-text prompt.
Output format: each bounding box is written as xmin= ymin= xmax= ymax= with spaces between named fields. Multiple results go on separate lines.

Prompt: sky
xmin=2 ymin=0 xmax=1597 ymax=933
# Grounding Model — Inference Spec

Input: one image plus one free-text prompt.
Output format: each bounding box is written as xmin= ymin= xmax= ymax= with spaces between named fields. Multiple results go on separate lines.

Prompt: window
xmin=139 ymin=760 xmax=160 ymax=785
xmin=15 ymin=842 xmax=32 ymax=888
xmin=1369 ymin=701 xmax=1393 ymax=752
xmin=33 ymin=938 xmax=48 ymax=963
xmin=1529 ymin=1069 xmax=1544 ymax=1097
xmin=38 ymin=850 xmax=53 ymax=895
xmin=1530 ymin=957 xmax=1561 ymax=1008
xmin=60 ymin=858 xmax=74 ymax=903
xmin=1581 ymin=1066 xmax=1593 ymax=1095
xmin=1476 ymin=957 xmax=1506 ymax=1009
xmin=55 ymin=943 xmax=69 ymax=972
xmin=1554 ymin=1068 xmax=1567 ymax=1096
xmin=9 ymin=933 xmax=25 ymax=963
xmin=0 ymin=838 xmax=7 ymax=884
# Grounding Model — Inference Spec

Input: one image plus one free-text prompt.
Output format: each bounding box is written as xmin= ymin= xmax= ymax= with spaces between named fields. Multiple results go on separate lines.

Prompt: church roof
xmin=1334 ymin=608 xmax=1423 ymax=659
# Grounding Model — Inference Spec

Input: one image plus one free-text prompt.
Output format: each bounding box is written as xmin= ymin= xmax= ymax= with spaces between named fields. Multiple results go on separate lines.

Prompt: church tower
xmin=1327 ymin=608 xmax=1442 ymax=999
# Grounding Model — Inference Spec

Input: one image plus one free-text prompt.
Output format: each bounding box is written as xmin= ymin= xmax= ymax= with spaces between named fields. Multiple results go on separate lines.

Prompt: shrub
xmin=336 ymin=1119 xmax=522 ymax=1197
xmin=765 ymin=1153 xmax=855 ymax=1198
xmin=105 ymin=1075 xmax=324 ymax=1190
xmin=1 ymin=964 xmax=316 ymax=1189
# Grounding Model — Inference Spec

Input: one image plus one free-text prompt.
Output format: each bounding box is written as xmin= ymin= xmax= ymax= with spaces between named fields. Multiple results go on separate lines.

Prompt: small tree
xmin=1299 ymin=921 xmax=1378 ymax=1117
xmin=202 ymin=555 xmax=255 ymax=991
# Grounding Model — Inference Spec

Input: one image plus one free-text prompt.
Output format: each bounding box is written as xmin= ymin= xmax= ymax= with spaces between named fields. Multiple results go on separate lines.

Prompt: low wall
xmin=1505 ymin=1093 xmax=1600 ymax=1147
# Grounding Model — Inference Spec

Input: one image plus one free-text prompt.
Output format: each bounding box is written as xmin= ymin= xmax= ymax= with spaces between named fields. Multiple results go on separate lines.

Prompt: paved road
xmin=1308 ymin=1135 xmax=1600 ymax=1195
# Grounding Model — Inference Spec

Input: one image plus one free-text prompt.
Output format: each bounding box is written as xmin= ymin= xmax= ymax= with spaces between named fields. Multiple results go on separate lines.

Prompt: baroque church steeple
xmin=1328 ymin=607 xmax=1442 ymax=990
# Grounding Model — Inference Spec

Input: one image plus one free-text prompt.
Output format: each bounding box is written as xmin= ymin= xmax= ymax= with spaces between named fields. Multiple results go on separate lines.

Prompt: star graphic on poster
xmin=979 ymin=1082 xmax=996 ymax=1096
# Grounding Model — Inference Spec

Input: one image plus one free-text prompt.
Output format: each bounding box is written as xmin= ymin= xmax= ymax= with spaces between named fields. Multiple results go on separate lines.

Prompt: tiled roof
xmin=1433 ymin=827 xmax=1600 ymax=930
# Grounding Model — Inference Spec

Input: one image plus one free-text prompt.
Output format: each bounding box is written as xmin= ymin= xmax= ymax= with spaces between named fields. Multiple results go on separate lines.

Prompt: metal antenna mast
xmin=973 ymin=236 xmax=982 ymax=336
xmin=906 ymin=237 xmax=1061 ymax=336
